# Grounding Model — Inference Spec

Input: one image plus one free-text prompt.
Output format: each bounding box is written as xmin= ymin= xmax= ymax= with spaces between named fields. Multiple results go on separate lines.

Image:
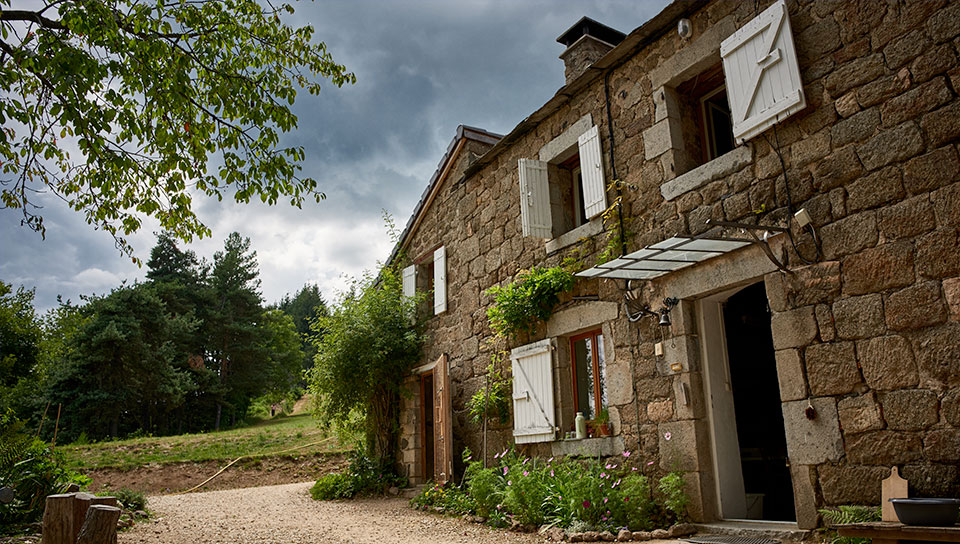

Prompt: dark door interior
xmin=723 ymin=282 xmax=795 ymax=521
xmin=421 ymin=372 xmax=435 ymax=481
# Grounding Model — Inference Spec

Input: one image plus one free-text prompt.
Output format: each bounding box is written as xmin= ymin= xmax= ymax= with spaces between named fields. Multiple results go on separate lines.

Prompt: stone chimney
xmin=557 ymin=17 xmax=626 ymax=85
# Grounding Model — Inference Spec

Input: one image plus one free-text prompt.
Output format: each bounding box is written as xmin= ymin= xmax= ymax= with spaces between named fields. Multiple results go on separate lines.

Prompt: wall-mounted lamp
xmin=625 ymin=292 xmax=679 ymax=326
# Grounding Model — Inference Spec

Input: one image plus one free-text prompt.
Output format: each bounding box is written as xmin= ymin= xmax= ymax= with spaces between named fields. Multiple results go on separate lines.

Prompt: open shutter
xmin=518 ymin=158 xmax=552 ymax=239
xmin=721 ymin=0 xmax=805 ymax=143
xmin=510 ymin=339 xmax=555 ymax=444
xmin=577 ymin=125 xmax=607 ymax=219
xmin=433 ymin=354 xmax=453 ymax=485
xmin=433 ymin=246 xmax=446 ymax=314
xmin=402 ymin=264 xmax=416 ymax=298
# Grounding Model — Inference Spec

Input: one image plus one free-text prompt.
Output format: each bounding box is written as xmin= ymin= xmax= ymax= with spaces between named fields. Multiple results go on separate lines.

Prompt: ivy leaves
xmin=0 ymin=0 xmax=355 ymax=260
xmin=484 ymin=266 xmax=576 ymax=339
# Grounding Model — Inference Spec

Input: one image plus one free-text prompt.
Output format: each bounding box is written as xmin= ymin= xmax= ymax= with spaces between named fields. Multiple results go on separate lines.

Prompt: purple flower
xmin=622 ymin=451 xmax=631 ymax=457
xmin=583 ymin=500 xmax=591 ymax=509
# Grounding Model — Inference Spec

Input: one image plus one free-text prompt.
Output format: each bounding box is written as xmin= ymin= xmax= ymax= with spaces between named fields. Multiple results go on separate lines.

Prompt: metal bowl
xmin=890 ymin=498 xmax=960 ymax=526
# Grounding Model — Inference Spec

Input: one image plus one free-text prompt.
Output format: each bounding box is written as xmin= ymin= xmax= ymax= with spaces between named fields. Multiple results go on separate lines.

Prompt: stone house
xmin=389 ymin=0 xmax=960 ymax=530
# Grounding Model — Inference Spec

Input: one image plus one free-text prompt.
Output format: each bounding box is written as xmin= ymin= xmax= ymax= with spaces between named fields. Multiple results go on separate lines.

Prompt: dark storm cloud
xmin=2 ymin=0 xmax=670 ymax=312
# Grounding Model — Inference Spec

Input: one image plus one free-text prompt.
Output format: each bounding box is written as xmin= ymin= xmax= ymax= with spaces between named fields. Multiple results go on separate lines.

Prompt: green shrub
xmin=820 ymin=505 xmax=881 ymax=544
xmin=0 ymin=413 xmax=90 ymax=532
xmin=419 ymin=447 xmax=689 ymax=533
xmin=310 ymin=446 xmax=407 ymax=501
xmin=310 ymin=472 xmax=354 ymax=500
xmin=485 ymin=266 xmax=575 ymax=338
xmin=111 ymin=488 xmax=148 ymax=512
xmin=657 ymin=471 xmax=688 ymax=523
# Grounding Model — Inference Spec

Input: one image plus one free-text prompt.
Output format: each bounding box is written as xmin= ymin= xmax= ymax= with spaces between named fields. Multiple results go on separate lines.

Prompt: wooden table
xmin=838 ymin=521 xmax=960 ymax=544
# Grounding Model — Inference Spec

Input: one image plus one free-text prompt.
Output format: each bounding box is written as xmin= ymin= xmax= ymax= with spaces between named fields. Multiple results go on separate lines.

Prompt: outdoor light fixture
xmin=625 ymin=285 xmax=679 ymax=326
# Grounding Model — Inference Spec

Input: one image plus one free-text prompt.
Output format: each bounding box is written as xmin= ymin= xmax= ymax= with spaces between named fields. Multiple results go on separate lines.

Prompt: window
xmin=401 ymin=246 xmax=446 ymax=315
xmin=570 ymin=330 xmax=606 ymax=420
xmin=675 ymin=63 xmax=735 ymax=170
xmin=519 ymin=124 xmax=607 ymax=239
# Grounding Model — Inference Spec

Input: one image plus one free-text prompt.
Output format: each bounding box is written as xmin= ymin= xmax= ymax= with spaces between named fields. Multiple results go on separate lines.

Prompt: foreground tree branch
xmin=0 ymin=0 xmax=355 ymax=260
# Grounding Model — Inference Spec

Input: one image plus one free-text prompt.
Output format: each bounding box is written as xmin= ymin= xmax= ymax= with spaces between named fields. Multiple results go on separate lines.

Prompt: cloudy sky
xmin=2 ymin=0 xmax=670 ymax=313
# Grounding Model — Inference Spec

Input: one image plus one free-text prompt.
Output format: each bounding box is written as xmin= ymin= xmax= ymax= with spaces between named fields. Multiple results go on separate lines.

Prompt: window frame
xmin=569 ymin=329 xmax=606 ymax=420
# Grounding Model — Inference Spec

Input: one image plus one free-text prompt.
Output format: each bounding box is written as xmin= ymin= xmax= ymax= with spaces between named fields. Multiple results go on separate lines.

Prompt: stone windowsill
xmin=550 ymin=435 xmax=624 ymax=458
xmin=660 ymin=145 xmax=753 ymax=201
xmin=545 ymin=218 xmax=603 ymax=254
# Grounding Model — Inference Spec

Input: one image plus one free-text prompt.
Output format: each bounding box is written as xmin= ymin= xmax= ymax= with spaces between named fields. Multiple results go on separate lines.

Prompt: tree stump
xmin=76 ymin=505 xmax=121 ymax=544
xmin=41 ymin=494 xmax=76 ymax=544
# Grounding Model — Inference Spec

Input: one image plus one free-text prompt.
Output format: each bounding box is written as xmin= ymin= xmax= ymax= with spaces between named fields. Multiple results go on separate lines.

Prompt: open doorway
xmin=701 ymin=282 xmax=795 ymax=522
xmin=420 ymin=372 xmax=435 ymax=481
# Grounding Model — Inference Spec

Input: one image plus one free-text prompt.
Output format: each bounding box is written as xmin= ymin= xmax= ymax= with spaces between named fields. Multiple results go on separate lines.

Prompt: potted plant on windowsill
xmin=594 ymin=408 xmax=611 ymax=437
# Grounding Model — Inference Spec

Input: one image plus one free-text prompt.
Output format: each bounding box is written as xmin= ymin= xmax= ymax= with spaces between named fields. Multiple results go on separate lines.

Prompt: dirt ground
xmin=120 ymin=482 xmax=555 ymax=544
xmin=85 ymin=453 xmax=347 ymax=495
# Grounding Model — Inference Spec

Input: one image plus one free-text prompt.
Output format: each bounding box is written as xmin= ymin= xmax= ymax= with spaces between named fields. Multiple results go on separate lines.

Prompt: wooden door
xmin=433 ymin=354 xmax=453 ymax=485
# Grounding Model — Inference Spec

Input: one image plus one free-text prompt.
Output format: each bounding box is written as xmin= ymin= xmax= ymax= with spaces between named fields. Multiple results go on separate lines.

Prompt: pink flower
xmin=583 ymin=500 xmax=591 ymax=509
xmin=646 ymin=460 xmax=655 ymax=466
xmin=664 ymin=432 xmax=672 ymax=441
xmin=494 ymin=452 xmax=500 ymax=459
xmin=550 ymin=470 xmax=555 ymax=477
xmin=600 ymin=472 xmax=607 ymax=478
xmin=604 ymin=497 xmax=609 ymax=504
xmin=523 ymin=471 xmax=529 ymax=476
xmin=624 ymin=497 xmax=630 ymax=502
xmin=508 ymin=480 xmax=512 ymax=486
xmin=622 ymin=451 xmax=631 ymax=457
xmin=548 ymin=457 xmax=554 ymax=463
xmin=503 ymin=466 xmax=509 ymax=475
xmin=632 ymin=467 xmax=638 ymax=471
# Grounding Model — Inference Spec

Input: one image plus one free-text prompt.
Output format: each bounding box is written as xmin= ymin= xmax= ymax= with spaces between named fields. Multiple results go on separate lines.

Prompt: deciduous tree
xmin=0 ymin=0 xmax=355 ymax=257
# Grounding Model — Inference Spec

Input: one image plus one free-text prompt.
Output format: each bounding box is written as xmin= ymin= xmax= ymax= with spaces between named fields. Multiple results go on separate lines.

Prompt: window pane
xmin=596 ymin=334 xmax=606 ymax=409
xmin=573 ymin=337 xmax=594 ymax=420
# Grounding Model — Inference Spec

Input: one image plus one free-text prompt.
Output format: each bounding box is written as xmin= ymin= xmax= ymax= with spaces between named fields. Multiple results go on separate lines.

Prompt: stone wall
xmin=396 ymin=0 xmax=960 ymax=525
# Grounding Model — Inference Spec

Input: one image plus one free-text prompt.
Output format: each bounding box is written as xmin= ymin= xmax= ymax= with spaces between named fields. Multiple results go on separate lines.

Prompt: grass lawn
xmin=59 ymin=413 xmax=346 ymax=471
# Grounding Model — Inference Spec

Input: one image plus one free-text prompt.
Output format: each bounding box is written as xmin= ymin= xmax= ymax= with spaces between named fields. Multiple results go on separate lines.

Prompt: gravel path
xmin=119 ymin=481 xmax=551 ymax=544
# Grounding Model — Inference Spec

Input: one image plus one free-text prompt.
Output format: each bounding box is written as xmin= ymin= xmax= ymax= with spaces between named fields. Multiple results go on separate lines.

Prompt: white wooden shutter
xmin=511 ymin=339 xmax=556 ymax=444
xmin=577 ymin=125 xmax=607 ymax=219
xmin=433 ymin=246 xmax=446 ymax=315
xmin=720 ymin=0 xmax=805 ymax=144
xmin=518 ymin=158 xmax=552 ymax=239
xmin=402 ymin=264 xmax=416 ymax=298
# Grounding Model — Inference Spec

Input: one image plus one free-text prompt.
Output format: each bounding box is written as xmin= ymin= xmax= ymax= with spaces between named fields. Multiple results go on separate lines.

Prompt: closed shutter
xmin=721 ymin=0 xmax=805 ymax=143
xmin=510 ymin=339 xmax=555 ymax=444
xmin=518 ymin=158 xmax=552 ymax=239
xmin=433 ymin=246 xmax=446 ymax=314
xmin=402 ymin=264 xmax=416 ymax=298
xmin=433 ymin=354 xmax=453 ymax=485
xmin=577 ymin=125 xmax=607 ymax=219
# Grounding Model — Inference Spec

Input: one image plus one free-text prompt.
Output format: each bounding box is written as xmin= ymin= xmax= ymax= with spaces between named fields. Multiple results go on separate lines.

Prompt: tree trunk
xmin=76 ymin=504 xmax=120 ymax=544
xmin=41 ymin=494 xmax=74 ymax=544
xmin=214 ymin=403 xmax=222 ymax=431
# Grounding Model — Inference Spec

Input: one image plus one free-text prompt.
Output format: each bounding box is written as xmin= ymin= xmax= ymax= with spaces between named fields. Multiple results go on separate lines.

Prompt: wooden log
xmin=76 ymin=505 xmax=121 ymax=544
xmin=71 ymin=493 xmax=95 ymax=543
xmin=41 ymin=493 xmax=76 ymax=544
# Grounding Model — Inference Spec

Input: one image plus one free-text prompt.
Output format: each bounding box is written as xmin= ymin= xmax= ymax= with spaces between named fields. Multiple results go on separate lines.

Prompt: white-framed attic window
xmin=519 ymin=124 xmax=607 ymax=240
xmin=401 ymin=245 xmax=447 ymax=315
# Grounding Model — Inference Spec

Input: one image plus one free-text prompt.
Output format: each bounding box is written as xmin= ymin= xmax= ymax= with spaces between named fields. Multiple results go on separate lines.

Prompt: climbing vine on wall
xmin=484 ymin=265 xmax=576 ymax=338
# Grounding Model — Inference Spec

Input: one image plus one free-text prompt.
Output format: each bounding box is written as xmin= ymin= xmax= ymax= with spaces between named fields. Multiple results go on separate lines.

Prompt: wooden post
xmin=76 ymin=504 xmax=121 ymax=544
xmin=51 ymin=403 xmax=62 ymax=449
xmin=41 ymin=493 xmax=75 ymax=544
